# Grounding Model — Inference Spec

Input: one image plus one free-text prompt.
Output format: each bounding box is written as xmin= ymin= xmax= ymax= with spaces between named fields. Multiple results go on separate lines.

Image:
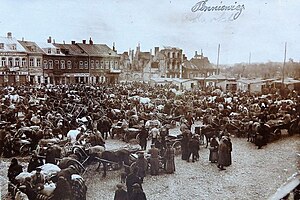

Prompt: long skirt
xmin=165 ymin=159 xmax=175 ymax=174
xmin=209 ymin=149 xmax=218 ymax=163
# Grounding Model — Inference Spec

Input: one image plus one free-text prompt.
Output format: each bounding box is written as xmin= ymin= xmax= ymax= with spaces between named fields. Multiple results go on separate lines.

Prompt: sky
xmin=0 ymin=0 xmax=299 ymax=65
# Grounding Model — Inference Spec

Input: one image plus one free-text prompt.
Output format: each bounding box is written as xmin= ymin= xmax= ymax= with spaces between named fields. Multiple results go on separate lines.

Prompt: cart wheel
xmin=289 ymin=123 xmax=298 ymax=135
xmin=20 ymin=145 xmax=30 ymax=156
xmin=124 ymin=134 xmax=129 ymax=143
xmin=172 ymin=141 xmax=181 ymax=155
xmin=274 ymin=129 xmax=281 ymax=136
xmin=135 ymin=133 xmax=140 ymax=144
xmin=64 ymin=142 xmax=73 ymax=154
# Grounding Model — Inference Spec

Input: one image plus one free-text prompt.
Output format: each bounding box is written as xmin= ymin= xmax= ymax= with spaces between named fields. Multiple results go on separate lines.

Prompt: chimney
xmin=195 ymin=51 xmax=198 ymax=56
xmin=7 ymin=32 xmax=12 ymax=38
xmin=82 ymin=40 xmax=86 ymax=44
xmin=47 ymin=36 xmax=52 ymax=43
xmin=22 ymin=37 xmax=24 ymax=41
xmin=71 ymin=41 xmax=76 ymax=45
xmin=89 ymin=37 xmax=93 ymax=45
xmin=113 ymin=42 xmax=115 ymax=52
xmin=154 ymin=47 xmax=159 ymax=55
xmin=137 ymin=43 xmax=140 ymax=53
xmin=53 ymin=39 xmax=55 ymax=44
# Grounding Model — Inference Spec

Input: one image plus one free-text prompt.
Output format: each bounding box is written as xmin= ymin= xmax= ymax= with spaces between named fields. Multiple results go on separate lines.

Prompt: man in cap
xmin=131 ymin=151 xmax=148 ymax=183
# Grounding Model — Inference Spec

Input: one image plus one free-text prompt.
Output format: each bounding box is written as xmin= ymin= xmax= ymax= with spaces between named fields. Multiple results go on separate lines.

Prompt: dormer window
xmin=56 ymin=49 xmax=60 ymax=54
xmin=48 ymin=48 xmax=51 ymax=54
xmin=11 ymin=44 xmax=16 ymax=50
xmin=0 ymin=43 xmax=4 ymax=49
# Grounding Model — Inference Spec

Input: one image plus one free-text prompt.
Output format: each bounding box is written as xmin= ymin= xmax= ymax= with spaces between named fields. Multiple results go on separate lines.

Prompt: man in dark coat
xmin=51 ymin=176 xmax=73 ymax=200
xmin=139 ymin=126 xmax=148 ymax=150
xmin=8 ymin=158 xmax=23 ymax=185
xmin=114 ymin=184 xmax=128 ymax=200
xmin=126 ymin=167 xmax=142 ymax=198
xmin=187 ymin=135 xmax=200 ymax=162
xmin=129 ymin=183 xmax=147 ymax=200
xmin=27 ymin=153 xmax=43 ymax=173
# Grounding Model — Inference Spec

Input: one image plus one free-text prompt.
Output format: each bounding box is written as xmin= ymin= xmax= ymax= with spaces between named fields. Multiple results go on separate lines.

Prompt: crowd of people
xmin=0 ymin=82 xmax=299 ymax=199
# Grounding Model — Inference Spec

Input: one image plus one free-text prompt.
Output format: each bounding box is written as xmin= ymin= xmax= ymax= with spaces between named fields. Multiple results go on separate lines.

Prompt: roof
xmin=190 ymin=57 xmax=213 ymax=69
xmin=138 ymin=52 xmax=152 ymax=60
xmin=150 ymin=77 xmax=173 ymax=83
xmin=76 ymin=43 xmax=118 ymax=57
xmin=205 ymin=74 xmax=227 ymax=80
xmin=53 ymin=43 xmax=87 ymax=56
xmin=0 ymin=36 xmax=26 ymax=52
xmin=172 ymin=78 xmax=195 ymax=83
xmin=35 ymin=42 xmax=64 ymax=55
xmin=273 ymin=78 xmax=300 ymax=84
xmin=237 ymin=78 xmax=266 ymax=84
xmin=18 ymin=40 xmax=44 ymax=54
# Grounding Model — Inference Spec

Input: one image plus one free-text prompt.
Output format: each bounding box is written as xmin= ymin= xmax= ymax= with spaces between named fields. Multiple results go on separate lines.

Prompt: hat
xmin=36 ymin=167 xmax=42 ymax=171
xmin=132 ymin=183 xmax=141 ymax=188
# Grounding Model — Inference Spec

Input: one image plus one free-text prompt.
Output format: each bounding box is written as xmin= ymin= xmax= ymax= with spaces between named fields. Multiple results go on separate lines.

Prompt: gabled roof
xmin=18 ymin=40 xmax=44 ymax=54
xmin=53 ymin=43 xmax=87 ymax=56
xmin=76 ymin=43 xmax=118 ymax=57
xmin=0 ymin=36 xmax=26 ymax=52
xmin=190 ymin=57 xmax=213 ymax=69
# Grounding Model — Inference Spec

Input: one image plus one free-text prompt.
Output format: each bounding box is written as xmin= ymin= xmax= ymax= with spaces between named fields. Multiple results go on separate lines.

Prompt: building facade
xmin=19 ymin=40 xmax=44 ymax=84
xmin=0 ymin=32 xmax=29 ymax=86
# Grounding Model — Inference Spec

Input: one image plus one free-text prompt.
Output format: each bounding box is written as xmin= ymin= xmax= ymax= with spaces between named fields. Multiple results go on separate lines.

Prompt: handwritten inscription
xmin=191 ymin=0 xmax=245 ymax=20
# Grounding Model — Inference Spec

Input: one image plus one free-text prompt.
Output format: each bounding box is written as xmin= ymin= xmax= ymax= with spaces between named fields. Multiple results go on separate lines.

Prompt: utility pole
xmin=282 ymin=42 xmax=287 ymax=84
xmin=216 ymin=44 xmax=220 ymax=75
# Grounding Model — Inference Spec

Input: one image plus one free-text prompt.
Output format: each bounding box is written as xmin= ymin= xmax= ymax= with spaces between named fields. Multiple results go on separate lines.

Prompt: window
xmin=67 ymin=61 xmax=72 ymax=69
xmin=8 ymin=58 xmax=13 ymax=67
xmin=43 ymin=60 xmax=48 ymax=69
xmin=96 ymin=60 xmax=99 ymax=68
xmin=105 ymin=61 xmax=109 ymax=69
xmin=79 ymin=61 xmax=83 ymax=69
xmin=0 ymin=43 xmax=4 ymax=49
xmin=11 ymin=44 xmax=16 ymax=50
xmin=15 ymin=58 xmax=20 ymax=67
xmin=100 ymin=61 xmax=104 ymax=69
xmin=91 ymin=60 xmax=94 ymax=69
xmin=49 ymin=60 xmax=53 ymax=69
xmin=84 ymin=61 xmax=88 ymax=69
xmin=22 ymin=58 xmax=26 ymax=67
xmin=61 ymin=60 xmax=65 ymax=69
xmin=36 ymin=58 xmax=41 ymax=67
xmin=1 ymin=57 xmax=6 ymax=67
xmin=29 ymin=58 xmax=34 ymax=67
xmin=56 ymin=49 xmax=60 ymax=54
xmin=48 ymin=48 xmax=51 ymax=54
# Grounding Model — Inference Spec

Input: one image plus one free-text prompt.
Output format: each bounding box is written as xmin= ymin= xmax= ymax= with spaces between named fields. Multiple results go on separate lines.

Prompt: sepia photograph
xmin=0 ymin=0 xmax=299 ymax=199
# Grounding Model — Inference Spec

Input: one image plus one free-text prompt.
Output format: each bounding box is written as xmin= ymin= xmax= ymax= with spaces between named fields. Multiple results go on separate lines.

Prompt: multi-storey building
xmin=182 ymin=51 xmax=215 ymax=79
xmin=0 ymin=32 xmax=28 ymax=86
xmin=53 ymin=41 xmax=89 ymax=84
xmin=76 ymin=39 xmax=121 ymax=84
xmin=19 ymin=40 xmax=44 ymax=84
xmin=160 ymin=47 xmax=183 ymax=78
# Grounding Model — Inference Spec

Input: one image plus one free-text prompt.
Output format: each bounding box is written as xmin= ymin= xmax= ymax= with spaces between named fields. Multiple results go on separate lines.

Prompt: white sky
xmin=0 ymin=0 xmax=299 ymax=64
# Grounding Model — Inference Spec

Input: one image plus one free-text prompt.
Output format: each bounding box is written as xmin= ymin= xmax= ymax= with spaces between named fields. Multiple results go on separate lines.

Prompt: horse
xmin=200 ymin=124 xmax=221 ymax=148
xmin=96 ymin=149 xmax=131 ymax=177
